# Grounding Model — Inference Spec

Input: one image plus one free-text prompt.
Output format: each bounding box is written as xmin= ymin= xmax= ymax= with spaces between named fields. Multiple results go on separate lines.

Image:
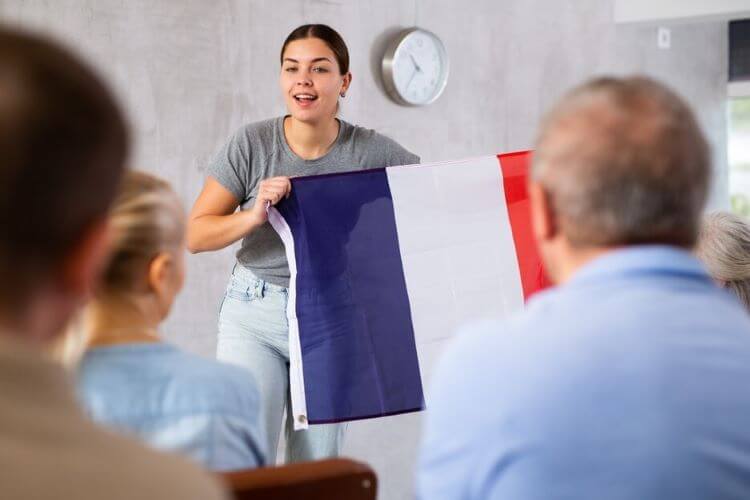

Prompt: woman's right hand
xmin=249 ymin=176 xmax=292 ymax=225
xmin=187 ymin=176 xmax=291 ymax=254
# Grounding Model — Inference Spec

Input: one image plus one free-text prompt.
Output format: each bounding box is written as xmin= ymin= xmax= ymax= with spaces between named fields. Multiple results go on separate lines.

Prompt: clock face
xmin=383 ymin=29 xmax=449 ymax=106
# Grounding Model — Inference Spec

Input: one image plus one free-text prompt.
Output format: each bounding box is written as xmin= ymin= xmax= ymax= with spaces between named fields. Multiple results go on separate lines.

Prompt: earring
xmin=340 ymin=92 xmax=346 ymax=98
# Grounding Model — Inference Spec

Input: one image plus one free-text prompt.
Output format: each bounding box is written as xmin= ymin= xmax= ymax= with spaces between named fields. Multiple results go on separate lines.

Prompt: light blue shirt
xmin=417 ymin=246 xmax=750 ymax=500
xmin=76 ymin=342 xmax=266 ymax=471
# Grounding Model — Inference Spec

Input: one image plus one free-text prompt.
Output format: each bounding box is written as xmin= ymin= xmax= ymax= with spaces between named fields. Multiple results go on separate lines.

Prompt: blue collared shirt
xmin=417 ymin=246 xmax=750 ymax=499
xmin=76 ymin=342 xmax=266 ymax=471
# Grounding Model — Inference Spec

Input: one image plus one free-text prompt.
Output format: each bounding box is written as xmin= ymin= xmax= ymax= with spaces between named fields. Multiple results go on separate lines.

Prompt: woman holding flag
xmin=187 ymin=24 xmax=418 ymax=463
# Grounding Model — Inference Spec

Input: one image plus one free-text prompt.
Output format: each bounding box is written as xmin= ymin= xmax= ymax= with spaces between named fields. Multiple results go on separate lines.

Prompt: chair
xmin=219 ymin=458 xmax=377 ymax=500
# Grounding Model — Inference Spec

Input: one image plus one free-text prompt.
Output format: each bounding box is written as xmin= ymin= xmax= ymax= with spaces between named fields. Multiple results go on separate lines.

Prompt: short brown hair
xmin=532 ymin=76 xmax=710 ymax=248
xmin=0 ymin=26 xmax=128 ymax=311
xmin=280 ymin=24 xmax=350 ymax=75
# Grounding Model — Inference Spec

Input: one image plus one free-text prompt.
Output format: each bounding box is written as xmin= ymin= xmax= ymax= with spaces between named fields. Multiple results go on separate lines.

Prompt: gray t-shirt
xmin=207 ymin=116 xmax=420 ymax=287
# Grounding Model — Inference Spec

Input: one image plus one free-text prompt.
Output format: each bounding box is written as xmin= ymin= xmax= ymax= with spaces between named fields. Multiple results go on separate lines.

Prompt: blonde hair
xmin=99 ymin=170 xmax=185 ymax=296
xmin=696 ymin=211 xmax=750 ymax=311
xmin=52 ymin=170 xmax=184 ymax=365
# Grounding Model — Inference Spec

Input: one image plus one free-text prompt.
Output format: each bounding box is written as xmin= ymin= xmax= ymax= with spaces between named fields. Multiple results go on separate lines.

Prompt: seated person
xmin=0 ymin=27 xmax=225 ymax=500
xmin=696 ymin=211 xmax=750 ymax=311
xmin=73 ymin=170 xmax=266 ymax=471
xmin=417 ymin=76 xmax=750 ymax=499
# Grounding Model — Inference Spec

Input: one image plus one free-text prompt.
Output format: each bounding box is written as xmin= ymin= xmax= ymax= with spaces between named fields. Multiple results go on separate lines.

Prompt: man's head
xmin=0 ymin=26 xmax=128 ymax=340
xmin=529 ymin=76 xmax=710 ymax=283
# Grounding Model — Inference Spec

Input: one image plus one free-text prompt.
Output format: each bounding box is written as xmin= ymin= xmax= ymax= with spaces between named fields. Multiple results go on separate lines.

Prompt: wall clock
xmin=382 ymin=28 xmax=449 ymax=106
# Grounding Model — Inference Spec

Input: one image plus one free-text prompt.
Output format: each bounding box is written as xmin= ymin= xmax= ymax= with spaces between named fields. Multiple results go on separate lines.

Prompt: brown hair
xmin=99 ymin=170 xmax=184 ymax=296
xmin=0 ymin=26 xmax=128 ymax=312
xmin=280 ymin=24 xmax=350 ymax=74
xmin=532 ymin=76 xmax=710 ymax=248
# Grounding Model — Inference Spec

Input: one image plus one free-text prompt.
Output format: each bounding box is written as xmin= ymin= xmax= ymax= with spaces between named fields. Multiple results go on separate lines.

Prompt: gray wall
xmin=0 ymin=1 xmax=728 ymax=499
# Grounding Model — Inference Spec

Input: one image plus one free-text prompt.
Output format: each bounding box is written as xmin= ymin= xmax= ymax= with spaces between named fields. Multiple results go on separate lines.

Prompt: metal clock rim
xmin=381 ymin=27 xmax=450 ymax=107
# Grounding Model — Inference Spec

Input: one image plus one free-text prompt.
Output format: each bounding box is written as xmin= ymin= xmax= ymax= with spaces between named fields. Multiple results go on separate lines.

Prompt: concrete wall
xmin=0 ymin=1 xmax=728 ymax=498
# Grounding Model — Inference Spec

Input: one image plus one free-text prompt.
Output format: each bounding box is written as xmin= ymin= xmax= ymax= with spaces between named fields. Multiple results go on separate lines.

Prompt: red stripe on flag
xmin=497 ymin=151 xmax=551 ymax=300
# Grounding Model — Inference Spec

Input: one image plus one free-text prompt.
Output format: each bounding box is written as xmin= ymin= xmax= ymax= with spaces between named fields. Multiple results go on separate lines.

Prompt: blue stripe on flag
xmin=276 ymin=168 xmax=425 ymax=424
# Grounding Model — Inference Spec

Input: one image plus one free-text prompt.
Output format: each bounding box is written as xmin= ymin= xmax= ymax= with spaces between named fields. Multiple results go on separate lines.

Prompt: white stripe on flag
xmin=267 ymin=206 xmax=309 ymax=430
xmin=385 ymin=156 xmax=525 ymax=355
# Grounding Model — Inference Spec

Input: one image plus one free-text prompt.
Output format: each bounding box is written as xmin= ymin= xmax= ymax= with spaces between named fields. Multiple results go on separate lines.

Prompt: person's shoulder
xmin=220 ymin=117 xmax=281 ymax=158
xmin=440 ymin=316 xmax=524 ymax=372
xmin=166 ymin=348 xmax=261 ymax=414
xmin=341 ymin=120 xmax=419 ymax=165
xmin=434 ymin=295 xmax=559 ymax=392
xmin=78 ymin=423 xmax=227 ymax=500
xmin=231 ymin=117 xmax=280 ymax=146
xmin=75 ymin=345 xmax=141 ymax=388
xmin=450 ymin=296 xmax=558 ymax=357
xmin=167 ymin=347 xmax=249 ymax=381
xmin=344 ymin=121 xmax=405 ymax=151
xmin=239 ymin=117 xmax=280 ymax=136
xmin=421 ymin=315 xmax=532 ymax=451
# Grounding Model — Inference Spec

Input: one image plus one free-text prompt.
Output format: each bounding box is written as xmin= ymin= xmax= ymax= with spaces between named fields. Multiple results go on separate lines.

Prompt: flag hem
xmin=267 ymin=205 xmax=309 ymax=431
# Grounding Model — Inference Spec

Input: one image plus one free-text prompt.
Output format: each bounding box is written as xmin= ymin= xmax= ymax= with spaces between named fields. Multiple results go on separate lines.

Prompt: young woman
xmin=188 ymin=24 xmax=419 ymax=463
xmin=74 ymin=170 xmax=266 ymax=471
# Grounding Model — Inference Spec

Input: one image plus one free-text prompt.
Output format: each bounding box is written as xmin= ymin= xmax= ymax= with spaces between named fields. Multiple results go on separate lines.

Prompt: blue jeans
xmin=216 ymin=264 xmax=344 ymax=464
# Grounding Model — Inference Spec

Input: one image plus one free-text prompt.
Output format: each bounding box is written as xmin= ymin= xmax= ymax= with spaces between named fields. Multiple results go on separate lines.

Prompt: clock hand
xmin=406 ymin=66 xmax=418 ymax=91
xmin=409 ymin=54 xmax=422 ymax=73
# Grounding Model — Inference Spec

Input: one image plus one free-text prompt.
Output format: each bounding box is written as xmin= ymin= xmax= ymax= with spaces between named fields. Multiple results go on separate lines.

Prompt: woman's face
xmin=280 ymin=37 xmax=351 ymax=125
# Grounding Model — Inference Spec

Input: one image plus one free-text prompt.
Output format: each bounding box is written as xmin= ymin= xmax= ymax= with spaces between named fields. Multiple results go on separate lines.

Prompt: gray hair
xmin=696 ymin=211 xmax=750 ymax=311
xmin=532 ymin=76 xmax=710 ymax=248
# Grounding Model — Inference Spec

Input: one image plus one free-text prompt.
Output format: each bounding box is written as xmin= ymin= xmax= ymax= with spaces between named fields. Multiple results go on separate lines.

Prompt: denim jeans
xmin=216 ymin=264 xmax=344 ymax=464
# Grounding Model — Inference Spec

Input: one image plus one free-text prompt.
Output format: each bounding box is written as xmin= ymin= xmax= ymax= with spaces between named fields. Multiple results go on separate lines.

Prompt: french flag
xmin=268 ymin=152 xmax=548 ymax=430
